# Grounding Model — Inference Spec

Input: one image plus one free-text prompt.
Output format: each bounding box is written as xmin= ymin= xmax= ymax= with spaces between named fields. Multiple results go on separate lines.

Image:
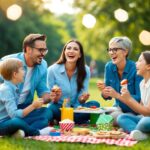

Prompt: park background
xmin=0 ymin=0 xmax=150 ymax=78
xmin=0 ymin=0 xmax=150 ymax=149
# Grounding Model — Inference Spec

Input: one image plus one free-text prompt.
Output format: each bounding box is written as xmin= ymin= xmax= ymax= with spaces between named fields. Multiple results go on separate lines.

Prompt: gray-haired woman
xmin=97 ymin=36 xmax=142 ymax=124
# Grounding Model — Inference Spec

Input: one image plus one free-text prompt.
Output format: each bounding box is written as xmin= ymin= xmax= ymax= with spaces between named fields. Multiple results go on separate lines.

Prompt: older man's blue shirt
xmin=0 ymin=53 xmax=49 ymax=106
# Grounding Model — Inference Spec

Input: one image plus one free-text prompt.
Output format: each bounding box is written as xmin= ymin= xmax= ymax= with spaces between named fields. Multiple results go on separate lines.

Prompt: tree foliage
xmin=0 ymin=0 xmax=149 ymax=76
xmin=73 ymin=0 xmax=150 ymax=62
xmin=0 ymin=0 xmax=71 ymax=65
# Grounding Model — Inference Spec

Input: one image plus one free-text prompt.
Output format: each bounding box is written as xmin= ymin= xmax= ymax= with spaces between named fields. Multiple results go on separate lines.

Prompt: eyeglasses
xmin=107 ymin=48 xmax=125 ymax=53
xmin=31 ymin=46 xmax=48 ymax=54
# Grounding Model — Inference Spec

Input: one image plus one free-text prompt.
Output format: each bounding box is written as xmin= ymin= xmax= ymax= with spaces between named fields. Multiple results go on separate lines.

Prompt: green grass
xmin=88 ymin=78 xmax=114 ymax=107
xmin=1 ymin=135 xmax=150 ymax=150
xmin=0 ymin=78 xmax=149 ymax=150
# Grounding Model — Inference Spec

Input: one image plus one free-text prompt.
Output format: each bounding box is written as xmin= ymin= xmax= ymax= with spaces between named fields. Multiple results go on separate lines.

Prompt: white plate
xmin=74 ymin=108 xmax=107 ymax=114
xmin=74 ymin=107 xmax=120 ymax=114
xmin=103 ymin=107 xmax=121 ymax=112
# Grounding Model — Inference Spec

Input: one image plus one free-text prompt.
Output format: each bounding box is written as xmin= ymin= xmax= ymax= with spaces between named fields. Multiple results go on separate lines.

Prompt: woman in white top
xmin=117 ymin=51 xmax=150 ymax=141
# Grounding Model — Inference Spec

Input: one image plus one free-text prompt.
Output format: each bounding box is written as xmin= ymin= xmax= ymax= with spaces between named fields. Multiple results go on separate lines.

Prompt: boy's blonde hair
xmin=0 ymin=58 xmax=23 ymax=80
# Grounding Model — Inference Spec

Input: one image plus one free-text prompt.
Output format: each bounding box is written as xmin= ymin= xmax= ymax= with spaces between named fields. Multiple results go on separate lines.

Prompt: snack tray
xmin=74 ymin=107 xmax=119 ymax=114
xmin=92 ymin=131 xmax=127 ymax=139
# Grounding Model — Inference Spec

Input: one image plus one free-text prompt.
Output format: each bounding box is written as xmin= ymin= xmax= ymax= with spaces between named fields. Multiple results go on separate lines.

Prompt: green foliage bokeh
xmin=0 ymin=0 xmax=150 ymax=76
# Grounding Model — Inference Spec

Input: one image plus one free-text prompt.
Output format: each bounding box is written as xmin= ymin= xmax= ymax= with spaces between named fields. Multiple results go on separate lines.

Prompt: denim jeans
xmin=18 ymin=105 xmax=53 ymax=129
xmin=48 ymin=100 xmax=100 ymax=124
xmin=0 ymin=117 xmax=39 ymax=136
xmin=117 ymin=113 xmax=150 ymax=133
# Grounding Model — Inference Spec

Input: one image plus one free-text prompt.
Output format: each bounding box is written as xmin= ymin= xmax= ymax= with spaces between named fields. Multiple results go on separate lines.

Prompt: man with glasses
xmin=0 ymin=34 xmax=53 ymax=130
xmin=97 ymin=36 xmax=142 ymax=125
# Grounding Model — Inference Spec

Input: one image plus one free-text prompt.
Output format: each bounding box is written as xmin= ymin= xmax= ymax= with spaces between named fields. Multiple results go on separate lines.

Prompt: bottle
xmin=61 ymin=98 xmax=73 ymax=121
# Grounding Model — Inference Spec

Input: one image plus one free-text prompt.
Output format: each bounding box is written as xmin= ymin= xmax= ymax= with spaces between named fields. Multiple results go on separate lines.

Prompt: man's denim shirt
xmin=0 ymin=53 xmax=49 ymax=108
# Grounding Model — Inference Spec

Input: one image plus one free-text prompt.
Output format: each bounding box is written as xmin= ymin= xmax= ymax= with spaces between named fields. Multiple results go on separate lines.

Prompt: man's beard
xmin=34 ymin=56 xmax=43 ymax=65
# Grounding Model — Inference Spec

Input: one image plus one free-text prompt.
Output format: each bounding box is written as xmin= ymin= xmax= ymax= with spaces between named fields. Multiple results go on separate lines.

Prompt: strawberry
xmin=90 ymin=106 xmax=97 ymax=109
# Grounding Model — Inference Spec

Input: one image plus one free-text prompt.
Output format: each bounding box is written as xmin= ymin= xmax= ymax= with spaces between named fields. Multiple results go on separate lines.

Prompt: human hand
xmin=79 ymin=92 xmax=90 ymax=104
xmin=104 ymin=86 xmax=120 ymax=99
xmin=50 ymin=85 xmax=62 ymax=103
xmin=120 ymin=87 xmax=131 ymax=101
xmin=32 ymin=98 xmax=44 ymax=109
xmin=97 ymin=80 xmax=105 ymax=91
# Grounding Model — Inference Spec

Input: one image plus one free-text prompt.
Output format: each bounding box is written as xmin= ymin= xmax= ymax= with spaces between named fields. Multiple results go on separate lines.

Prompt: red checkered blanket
xmin=28 ymin=134 xmax=137 ymax=146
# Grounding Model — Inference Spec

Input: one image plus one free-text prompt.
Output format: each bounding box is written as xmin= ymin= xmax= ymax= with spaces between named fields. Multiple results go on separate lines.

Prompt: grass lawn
xmin=0 ymin=78 xmax=150 ymax=150
xmin=88 ymin=78 xmax=114 ymax=107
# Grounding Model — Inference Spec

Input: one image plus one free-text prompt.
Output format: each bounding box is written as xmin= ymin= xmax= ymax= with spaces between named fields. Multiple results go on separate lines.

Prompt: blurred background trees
xmin=0 ymin=0 xmax=150 ymax=77
xmin=74 ymin=0 xmax=150 ymax=61
xmin=0 ymin=0 xmax=71 ymax=65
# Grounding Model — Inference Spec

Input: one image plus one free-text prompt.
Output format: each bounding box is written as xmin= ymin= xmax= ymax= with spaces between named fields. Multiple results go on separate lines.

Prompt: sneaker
xmin=130 ymin=130 xmax=148 ymax=141
xmin=13 ymin=130 xmax=25 ymax=138
xmin=39 ymin=127 xmax=54 ymax=135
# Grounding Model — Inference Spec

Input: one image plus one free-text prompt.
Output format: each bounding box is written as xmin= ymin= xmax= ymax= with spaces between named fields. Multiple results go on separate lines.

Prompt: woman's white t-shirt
xmin=140 ymin=79 xmax=150 ymax=106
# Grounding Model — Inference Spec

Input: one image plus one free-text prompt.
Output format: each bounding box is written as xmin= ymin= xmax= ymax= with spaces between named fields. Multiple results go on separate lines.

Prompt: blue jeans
xmin=48 ymin=100 xmax=100 ymax=124
xmin=117 ymin=113 xmax=150 ymax=133
xmin=18 ymin=105 xmax=53 ymax=129
xmin=0 ymin=117 xmax=39 ymax=136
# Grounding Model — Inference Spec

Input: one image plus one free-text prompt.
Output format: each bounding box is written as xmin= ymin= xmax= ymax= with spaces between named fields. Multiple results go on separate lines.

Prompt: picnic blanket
xmin=28 ymin=134 xmax=137 ymax=147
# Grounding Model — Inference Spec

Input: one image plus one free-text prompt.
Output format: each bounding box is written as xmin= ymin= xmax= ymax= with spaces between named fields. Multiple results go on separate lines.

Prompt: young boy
xmin=0 ymin=58 xmax=53 ymax=137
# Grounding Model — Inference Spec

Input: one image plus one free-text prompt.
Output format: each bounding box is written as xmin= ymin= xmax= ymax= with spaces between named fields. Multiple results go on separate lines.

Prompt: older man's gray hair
xmin=109 ymin=36 xmax=132 ymax=57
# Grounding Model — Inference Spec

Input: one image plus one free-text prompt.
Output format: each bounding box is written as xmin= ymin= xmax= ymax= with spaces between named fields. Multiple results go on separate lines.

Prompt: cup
xmin=60 ymin=107 xmax=74 ymax=121
xmin=59 ymin=120 xmax=74 ymax=132
xmin=90 ymin=114 xmax=99 ymax=125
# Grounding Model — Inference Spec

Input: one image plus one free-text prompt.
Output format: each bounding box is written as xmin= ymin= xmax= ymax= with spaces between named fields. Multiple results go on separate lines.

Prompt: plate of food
xmin=63 ymin=127 xmax=91 ymax=136
xmin=102 ymin=107 xmax=121 ymax=112
xmin=74 ymin=106 xmax=107 ymax=114
xmin=93 ymin=130 xmax=127 ymax=139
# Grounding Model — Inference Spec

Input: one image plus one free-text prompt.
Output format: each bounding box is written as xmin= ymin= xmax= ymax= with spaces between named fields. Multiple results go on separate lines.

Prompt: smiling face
xmin=108 ymin=42 xmax=128 ymax=65
xmin=64 ymin=41 xmax=81 ymax=64
xmin=136 ymin=54 xmax=148 ymax=77
xmin=26 ymin=40 xmax=47 ymax=66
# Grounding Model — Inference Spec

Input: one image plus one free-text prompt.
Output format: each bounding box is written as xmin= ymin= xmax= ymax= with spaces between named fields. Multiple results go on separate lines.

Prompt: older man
xmin=0 ymin=33 xmax=53 ymax=129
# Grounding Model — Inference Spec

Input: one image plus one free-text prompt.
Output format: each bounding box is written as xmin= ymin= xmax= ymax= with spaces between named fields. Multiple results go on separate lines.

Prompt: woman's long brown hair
xmin=56 ymin=39 xmax=86 ymax=92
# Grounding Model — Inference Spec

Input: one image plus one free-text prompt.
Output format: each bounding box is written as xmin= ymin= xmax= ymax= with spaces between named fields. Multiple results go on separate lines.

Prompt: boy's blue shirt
xmin=0 ymin=52 xmax=49 ymax=106
xmin=47 ymin=63 xmax=90 ymax=108
xmin=0 ymin=80 xmax=23 ymax=122
xmin=104 ymin=59 xmax=142 ymax=113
